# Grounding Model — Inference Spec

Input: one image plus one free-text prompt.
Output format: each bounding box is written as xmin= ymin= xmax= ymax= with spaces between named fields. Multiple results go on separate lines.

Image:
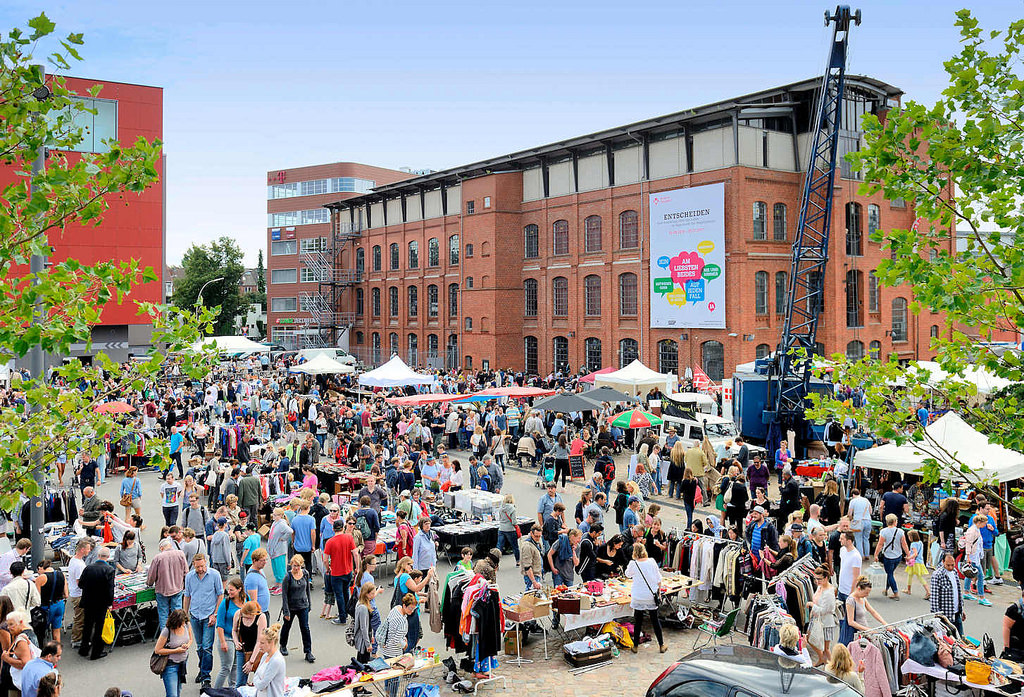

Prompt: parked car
xmin=297 ymin=348 xmax=357 ymax=365
xmin=647 ymin=646 xmax=859 ymax=697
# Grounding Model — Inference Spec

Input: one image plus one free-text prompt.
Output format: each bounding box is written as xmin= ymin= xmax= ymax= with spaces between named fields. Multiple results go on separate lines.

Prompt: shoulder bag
xmin=633 ymin=560 xmax=666 ymax=609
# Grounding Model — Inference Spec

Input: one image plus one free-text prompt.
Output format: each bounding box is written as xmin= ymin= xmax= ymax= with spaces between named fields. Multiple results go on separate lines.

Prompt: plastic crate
xmin=135 ymin=588 xmax=156 ymax=604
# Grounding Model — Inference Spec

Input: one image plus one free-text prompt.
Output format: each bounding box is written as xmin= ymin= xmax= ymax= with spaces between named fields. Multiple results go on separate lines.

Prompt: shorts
xmin=212 ymin=562 xmax=230 ymax=579
xmin=46 ymin=600 xmax=66 ymax=629
xmin=271 ymin=555 xmax=287 ymax=582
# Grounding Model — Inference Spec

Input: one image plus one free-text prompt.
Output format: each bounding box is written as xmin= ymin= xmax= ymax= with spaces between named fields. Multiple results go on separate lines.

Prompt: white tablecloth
xmin=901 ymin=659 xmax=1006 ymax=694
xmin=560 ymin=603 xmax=631 ymax=632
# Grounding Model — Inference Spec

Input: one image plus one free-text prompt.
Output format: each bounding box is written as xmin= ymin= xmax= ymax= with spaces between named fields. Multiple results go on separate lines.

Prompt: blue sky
xmin=2 ymin=1 xmax=1020 ymax=265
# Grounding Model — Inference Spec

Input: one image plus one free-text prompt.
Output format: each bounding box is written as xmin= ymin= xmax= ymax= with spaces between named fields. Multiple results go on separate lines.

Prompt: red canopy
xmin=474 ymin=386 xmax=556 ymax=398
xmin=384 ymin=393 xmax=464 ymax=406
xmin=94 ymin=401 xmax=135 ymax=414
xmin=579 ymin=367 xmax=615 ymax=384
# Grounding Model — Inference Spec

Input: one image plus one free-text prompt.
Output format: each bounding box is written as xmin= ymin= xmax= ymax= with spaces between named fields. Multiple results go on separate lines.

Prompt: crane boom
xmin=766 ymin=6 xmax=861 ymax=434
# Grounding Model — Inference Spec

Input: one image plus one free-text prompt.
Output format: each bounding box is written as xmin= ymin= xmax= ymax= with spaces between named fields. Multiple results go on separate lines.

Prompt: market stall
xmin=549 ymin=574 xmax=698 ymax=633
xmin=111 ymin=571 xmax=157 ymax=649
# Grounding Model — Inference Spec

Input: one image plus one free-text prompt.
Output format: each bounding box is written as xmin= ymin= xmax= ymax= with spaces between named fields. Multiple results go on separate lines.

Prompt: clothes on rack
xmin=744 ymin=594 xmax=794 ymax=651
xmin=850 ymin=615 xmax=958 ymax=697
xmin=18 ymin=487 xmax=78 ymax=534
xmin=772 ymin=557 xmax=817 ymax=631
xmin=664 ymin=531 xmax=745 ymax=605
xmin=439 ymin=573 xmax=503 ymax=674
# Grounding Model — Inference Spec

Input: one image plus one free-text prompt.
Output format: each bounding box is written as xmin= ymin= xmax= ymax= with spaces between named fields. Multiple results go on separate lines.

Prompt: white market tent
xmin=289 ymin=354 xmax=354 ymax=375
xmin=189 ymin=335 xmax=271 ymax=354
xmin=594 ymin=359 xmax=679 ymax=397
xmin=896 ymin=361 xmax=1014 ymax=396
xmin=358 ymin=356 xmax=436 ymax=388
xmin=854 ymin=411 xmax=1024 ymax=484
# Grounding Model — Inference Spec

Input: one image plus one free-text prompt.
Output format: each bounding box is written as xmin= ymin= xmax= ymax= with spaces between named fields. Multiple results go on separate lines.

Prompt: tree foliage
xmin=809 ymin=11 xmax=1024 ymax=490
xmin=0 ymin=14 xmax=214 ymax=508
xmin=170 ymin=236 xmax=245 ymax=335
xmin=256 ymin=249 xmax=266 ymax=298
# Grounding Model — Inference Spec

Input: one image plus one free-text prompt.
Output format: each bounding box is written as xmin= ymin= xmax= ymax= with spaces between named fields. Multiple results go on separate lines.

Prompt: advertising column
xmin=649 ymin=182 xmax=726 ymax=329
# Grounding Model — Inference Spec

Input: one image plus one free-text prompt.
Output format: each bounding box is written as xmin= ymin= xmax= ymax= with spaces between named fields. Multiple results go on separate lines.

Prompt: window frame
xmin=619 ymin=272 xmax=638 ymax=317
xmin=407 ymin=240 xmax=419 ymax=269
xmin=524 ymin=336 xmax=538 ymax=374
xmin=270 ymin=296 xmax=297 ymax=313
xmin=388 ymin=286 xmax=399 ymax=318
xmin=389 ymin=243 xmax=400 ymax=271
xmin=619 ymin=338 xmax=639 ymax=368
xmin=846 ymin=202 xmax=863 ymax=256
xmin=753 ymin=201 xmax=767 ymax=240
xmin=448 ymin=235 xmax=460 ymax=265
xmin=427 ymin=238 xmax=440 ymax=267
xmin=891 ymin=297 xmax=908 ymax=342
xmin=584 ymin=337 xmax=602 ymax=372
xmin=552 ymin=277 xmax=569 ymax=317
xmin=448 ymin=283 xmax=459 ymax=317
xmin=772 ymin=202 xmax=787 ymax=241
xmin=270 ymin=268 xmax=297 ymax=284
xmin=270 ymin=240 xmax=297 ymax=256
xmin=658 ymin=339 xmax=678 ymax=375
xmin=584 ymin=215 xmax=603 ymax=253
xmin=427 ymin=284 xmax=439 ymax=318
xmin=619 ymin=210 xmax=639 ymax=249
xmin=552 ymin=220 xmax=569 ymax=256
xmin=524 ymin=279 xmax=538 ymax=317
xmin=372 ymin=245 xmax=382 ymax=272
xmin=754 ymin=270 xmax=769 ymax=316
xmin=407 ymin=285 xmax=418 ymax=318
xmin=584 ymin=275 xmax=602 ymax=317
xmin=553 ymin=336 xmax=569 ymax=372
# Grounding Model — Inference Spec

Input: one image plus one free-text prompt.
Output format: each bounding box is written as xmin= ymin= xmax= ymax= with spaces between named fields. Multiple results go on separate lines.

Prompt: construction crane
xmin=762 ymin=6 xmax=861 ymax=449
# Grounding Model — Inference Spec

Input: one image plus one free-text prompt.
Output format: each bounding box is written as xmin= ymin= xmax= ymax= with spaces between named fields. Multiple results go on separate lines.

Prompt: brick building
xmin=266 ymin=162 xmax=413 ymax=348
xmin=320 ymin=76 xmax=945 ymax=377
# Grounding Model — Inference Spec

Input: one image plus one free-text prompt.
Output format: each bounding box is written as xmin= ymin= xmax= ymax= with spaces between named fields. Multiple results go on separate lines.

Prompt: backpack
xmin=603 ymin=461 xmax=615 ymax=482
xmin=723 ymin=480 xmax=734 ymax=505
xmin=355 ymin=512 xmax=372 ymax=541
xmin=375 ymin=611 xmax=392 ymax=647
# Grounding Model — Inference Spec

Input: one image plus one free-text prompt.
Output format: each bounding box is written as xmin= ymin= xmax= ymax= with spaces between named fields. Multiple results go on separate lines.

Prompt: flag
xmin=692 ymin=365 xmax=713 ymax=392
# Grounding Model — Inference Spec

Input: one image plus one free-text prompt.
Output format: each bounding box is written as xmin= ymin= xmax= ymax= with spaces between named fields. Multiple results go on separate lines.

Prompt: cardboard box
xmin=519 ymin=594 xmax=551 ymax=618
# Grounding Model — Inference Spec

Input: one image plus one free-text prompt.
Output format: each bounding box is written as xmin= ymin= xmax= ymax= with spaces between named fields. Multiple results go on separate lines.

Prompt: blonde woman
xmin=825 ymin=644 xmax=865 ymax=693
xmin=248 ymin=623 xmax=287 ymax=697
xmin=353 ymin=581 xmax=377 ymax=663
xmin=667 ymin=441 xmax=686 ymax=499
xmin=771 ymin=622 xmax=812 ymax=666
xmin=807 ymin=564 xmax=837 ymax=666
xmin=470 ymin=425 xmax=486 ymax=458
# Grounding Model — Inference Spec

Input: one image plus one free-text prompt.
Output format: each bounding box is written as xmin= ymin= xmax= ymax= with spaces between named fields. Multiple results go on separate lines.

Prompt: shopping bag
xmin=101 ymin=610 xmax=115 ymax=645
xmin=694 ymin=485 xmax=703 ymax=507
xmin=600 ymin=621 xmax=634 ymax=649
xmin=405 ymin=684 xmax=440 ymax=697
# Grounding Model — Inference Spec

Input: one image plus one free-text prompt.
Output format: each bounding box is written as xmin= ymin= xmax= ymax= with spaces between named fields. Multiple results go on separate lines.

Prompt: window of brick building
xmin=552 ymin=277 xmax=568 ymax=317
xmin=448 ymin=283 xmax=458 ymax=317
xmin=390 ymin=243 xmax=399 ymax=270
xmin=408 ymin=241 xmax=418 ymax=269
xmin=846 ymin=202 xmax=863 ymax=256
xmin=553 ymin=336 xmax=569 ymax=372
xmin=891 ymin=297 xmax=908 ymax=342
xmin=619 ymin=273 xmax=637 ymax=316
xmin=773 ymin=203 xmax=787 ymax=241
xmin=775 ymin=271 xmax=788 ymax=315
xmin=584 ymin=275 xmax=601 ymax=316
xmin=756 ymin=343 xmax=771 ymax=359
xmin=619 ymin=338 xmax=638 ymax=368
xmin=619 ymin=210 xmax=639 ymax=249
xmin=371 ymin=288 xmax=381 ymax=317
xmin=524 ymin=279 xmax=538 ymax=317
xmin=584 ymin=215 xmax=602 ymax=253
xmin=658 ymin=339 xmax=678 ymax=375
xmin=846 ymin=270 xmax=863 ymax=328
xmin=702 ymin=340 xmax=724 ymax=381
xmin=753 ymin=201 xmax=767 ymax=240
xmin=388 ymin=286 xmax=398 ymax=318
xmin=372 ymin=333 xmax=381 ymax=363
xmin=356 ymin=248 xmax=365 ymax=275
xmin=407 ymin=286 xmax=418 ymax=318
xmin=868 ymin=271 xmax=880 ymax=313
xmin=408 ymin=334 xmax=418 ymax=364
xmin=355 ymin=288 xmax=364 ymax=316
xmin=552 ymin=220 xmax=569 ymax=256
xmin=427 ymin=285 xmax=438 ymax=318
xmin=524 ymin=336 xmax=538 ymax=374
xmin=754 ymin=271 xmax=768 ymax=315
xmin=449 ymin=235 xmax=460 ymax=265
xmin=428 ymin=238 xmax=439 ymax=267
xmin=846 ymin=340 xmax=864 ymax=361
xmin=372 ymin=245 xmax=381 ymax=272
xmin=585 ymin=338 xmax=602 ymax=372
xmin=389 ymin=333 xmax=399 ymax=357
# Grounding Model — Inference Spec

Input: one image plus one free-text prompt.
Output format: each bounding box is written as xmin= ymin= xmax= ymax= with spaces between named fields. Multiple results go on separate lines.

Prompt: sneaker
xmin=964 ymin=593 xmax=977 ymax=601
xmin=331 ymin=618 xmax=345 ymax=625
xmin=979 ymin=598 xmax=993 ymax=606
xmin=270 ymin=587 xmax=283 ymax=596
xmin=280 ymin=646 xmax=289 ymax=656
xmin=991 ymin=578 xmax=1005 ymax=585
xmin=305 ymin=653 xmax=316 ymax=663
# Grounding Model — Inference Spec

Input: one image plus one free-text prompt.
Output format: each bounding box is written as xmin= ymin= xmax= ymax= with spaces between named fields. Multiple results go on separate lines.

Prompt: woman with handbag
xmin=280 ymin=555 xmax=315 ymax=664
xmin=153 ymin=608 xmax=192 ymax=697
xmin=232 ymin=601 xmax=266 ymax=688
xmin=626 ymin=544 xmax=666 ymax=654
xmin=33 ymin=559 xmax=67 ymax=644
xmin=120 ymin=466 xmax=143 ymax=520
xmin=497 ymin=495 xmax=521 ymax=565
xmin=806 ymin=565 xmax=837 ymax=667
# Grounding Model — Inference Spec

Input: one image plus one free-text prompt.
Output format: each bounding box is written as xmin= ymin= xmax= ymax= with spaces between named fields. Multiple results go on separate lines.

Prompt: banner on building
xmin=649 ymin=182 xmax=726 ymax=328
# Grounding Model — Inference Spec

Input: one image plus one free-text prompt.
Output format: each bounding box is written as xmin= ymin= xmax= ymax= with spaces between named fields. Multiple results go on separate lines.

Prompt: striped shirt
xmin=381 ymin=606 xmax=409 ymax=658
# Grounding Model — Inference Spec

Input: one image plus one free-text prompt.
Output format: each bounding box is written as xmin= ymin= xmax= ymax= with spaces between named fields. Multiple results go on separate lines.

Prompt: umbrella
xmin=94 ymin=401 xmax=135 ymax=414
xmin=608 ymin=409 xmax=663 ymax=429
xmin=531 ymin=393 xmax=602 ymax=413
xmin=580 ymin=386 xmax=635 ymax=404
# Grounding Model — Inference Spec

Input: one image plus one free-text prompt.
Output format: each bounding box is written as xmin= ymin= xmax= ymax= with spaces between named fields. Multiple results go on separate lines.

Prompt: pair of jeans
xmin=668 ymin=480 xmax=680 ymax=499
xmin=331 ymin=573 xmax=352 ymax=622
xmin=836 ymin=591 xmax=852 ymax=645
xmin=162 ymin=661 xmax=183 ymax=697
xmin=684 ymin=502 xmax=695 ymax=530
xmin=965 ymin=561 xmax=986 ymax=596
xmin=163 ymin=506 xmax=178 ymax=527
xmin=881 ymin=555 xmax=902 ymax=595
xmin=214 ymin=639 xmax=235 ymax=688
xmin=281 ymin=607 xmax=312 ymax=655
xmin=497 ymin=531 xmax=520 ymax=562
xmin=854 ymin=526 xmax=871 ymax=559
xmin=524 ymin=574 xmax=539 ymax=592
xmin=235 ymin=648 xmax=250 ymax=688
xmin=189 ymin=615 xmax=216 ymax=682
xmin=156 ymin=592 xmax=183 ymax=636
xmin=406 ymin=609 xmax=421 ymax=652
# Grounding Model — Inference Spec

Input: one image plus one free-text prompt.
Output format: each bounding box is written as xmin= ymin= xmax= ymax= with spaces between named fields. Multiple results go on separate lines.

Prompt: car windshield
xmin=706 ymin=422 xmax=738 ymax=438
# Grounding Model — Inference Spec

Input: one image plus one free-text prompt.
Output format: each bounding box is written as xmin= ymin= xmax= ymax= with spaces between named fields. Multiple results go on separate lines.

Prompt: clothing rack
xmin=854 ymin=612 xmax=956 ymax=639
xmin=773 ymin=554 xmax=818 ymax=584
xmin=670 ymin=528 xmax=745 ymax=547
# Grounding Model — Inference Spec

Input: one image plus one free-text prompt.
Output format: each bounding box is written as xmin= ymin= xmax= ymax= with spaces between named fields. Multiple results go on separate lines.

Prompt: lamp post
xmin=195 ymin=276 xmax=224 ymax=307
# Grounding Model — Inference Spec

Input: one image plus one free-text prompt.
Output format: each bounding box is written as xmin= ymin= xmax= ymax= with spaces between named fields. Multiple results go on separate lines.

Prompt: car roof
xmin=667 ymin=646 xmax=855 ymax=697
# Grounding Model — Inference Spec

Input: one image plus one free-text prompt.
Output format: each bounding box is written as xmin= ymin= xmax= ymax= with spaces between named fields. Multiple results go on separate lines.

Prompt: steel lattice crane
xmin=763 ymin=6 xmax=861 ymax=443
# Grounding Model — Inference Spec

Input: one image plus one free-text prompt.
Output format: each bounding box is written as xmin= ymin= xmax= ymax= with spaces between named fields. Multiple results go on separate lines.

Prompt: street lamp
xmin=196 ymin=276 xmax=225 ymax=306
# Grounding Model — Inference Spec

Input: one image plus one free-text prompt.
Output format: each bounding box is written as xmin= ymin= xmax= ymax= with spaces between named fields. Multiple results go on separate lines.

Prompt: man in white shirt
xmin=837 ymin=531 xmax=862 ymax=601
xmin=805 ymin=504 xmax=825 ymax=538
xmin=67 ymin=537 xmax=94 ymax=649
xmin=846 ymin=488 xmax=873 ymax=558
xmin=0 ymin=538 xmax=31 ymax=588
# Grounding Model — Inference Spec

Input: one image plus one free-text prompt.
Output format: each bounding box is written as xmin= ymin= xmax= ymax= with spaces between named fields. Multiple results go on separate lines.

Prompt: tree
xmin=255 ymin=249 xmax=266 ymax=298
xmin=0 ymin=14 xmax=213 ymax=507
xmin=170 ymin=236 xmax=245 ymax=335
xmin=809 ymin=11 xmax=1024 ymax=492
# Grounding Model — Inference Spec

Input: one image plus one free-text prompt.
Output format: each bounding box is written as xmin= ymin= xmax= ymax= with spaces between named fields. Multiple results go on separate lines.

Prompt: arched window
xmin=585 ymin=338 xmax=602 ymax=372
xmin=619 ymin=273 xmax=638 ymax=316
xmin=355 ymin=331 xmax=364 ymax=345
xmin=868 ymin=270 xmax=880 ymax=313
xmin=773 ymin=203 xmax=787 ymax=241
xmin=427 ymin=334 xmax=439 ymax=363
xmin=524 ymin=224 xmax=539 ymax=258
xmin=584 ymin=215 xmax=602 ymax=252
xmin=891 ymin=297 xmax=908 ymax=342
xmin=754 ymin=271 xmax=769 ymax=315
xmin=389 ymin=243 xmax=400 ymax=270
xmin=464 ymin=317 xmax=472 ymax=332
xmin=407 ymin=286 xmax=418 ymax=317
xmin=464 ymin=355 xmax=472 ymax=370
xmin=619 ymin=210 xmax=639 ymax=249
xmin=408 ymin=240 xmax=419 ymax=269
xmin=448 ymin=235 xmax=459 ymax=265
xmin=869 ymin=340 xmax=882 ymax=359
xmin=446 ymin=334 xmax=458 ymax=370
xmin=371 ymin=332 xmax=381 ymax=364
xmin=846 ymin=340 xmax=864 ymax=361
xmin=867 ymin=204 xmax=881 ymax=237
xmin=356 ymin=248 xmax=365 ymax=275
xmin=524 ymin=279 xmax=538 ymax=317
xmin=371 ymin=287 xmax=381 ymax=317
xmin=753 ymin=201 xmax=767 ymax=240
xmin=466 ymin=277 xmax=474 ymax=289
xmin=524 ymin=336 xmax=538 ymax=374
xmin=702 ymin=340 xmax=724 ymax=381
xmin=355 ymin=288 xmax=364 ymax=316
xmin=389 ymin=332 xmax=399 ymax=357
xmin=756 ymin=343 xmax=771 ymax=359
xmin=427 ymin=237 xmax=439 ymax=267
xmin=658 ymin=339 xmax=678 ymax=375
xmin=372 ymin=245 xmax=381 ymax=272
xmin=448 ymin=283 xmax=458 ymax=317
xmin=427 ymin=284 xmax=438 ymax=318
xmin=845 ymin=270 xmax=863 ymax=328
xmin=408 ymin=334 xmax=418 ymax=364
xmin=553 ymin=336 xmax=569 ymax=372
xmin=552 ymin=220 xmax=569 ymax=256
xmin=845 ymin=202 xmax=863 ymax=256
xmin=552 ymin=277 xmax=568 ymax=317
xmin=775 ymin=271 xmax=788 ymax=315
xmin=388 ymin=286 xmax=398 ymax=317
xmin=619 ymin=338 xmax=639 ymax=368
xmin=584 ymin=275 xmax=601 ymax=316
xmin=930 ymin=324 xmax=939 ymax=339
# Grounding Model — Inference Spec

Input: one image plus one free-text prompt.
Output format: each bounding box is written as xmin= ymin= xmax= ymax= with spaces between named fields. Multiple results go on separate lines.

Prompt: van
xmin=296 ymin=348 xmax=357 ymax=366
xmin=656 ymin=392 xmax=765 ymax=460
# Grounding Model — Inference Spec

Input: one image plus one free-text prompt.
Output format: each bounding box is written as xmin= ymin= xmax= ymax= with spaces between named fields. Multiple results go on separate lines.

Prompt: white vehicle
xmin=656 ymin=392 xmax=766 ymax=459
xmin=296 ymin=348 xmax=357 ymax=366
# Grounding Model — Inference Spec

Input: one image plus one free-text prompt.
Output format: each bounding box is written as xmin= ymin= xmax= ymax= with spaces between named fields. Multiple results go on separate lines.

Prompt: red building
xmin=324 ymin=76 xmax=947 ymax=378
xmin=1 ymin=76 xmax=164 ymax=364
xmin=265 ymin=162 xmax=413 ymax=348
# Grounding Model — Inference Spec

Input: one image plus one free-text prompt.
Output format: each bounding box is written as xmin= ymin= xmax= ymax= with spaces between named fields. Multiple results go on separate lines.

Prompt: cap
xmin=628 ymin=495 xmax=640 ymax=504
xmin=752 ymin=505 xmax=767 ymax=515
xmin=400 ymin=490 xmax=410 ymax=497
xmin=791 ymin=523 xmax=804 ymax=532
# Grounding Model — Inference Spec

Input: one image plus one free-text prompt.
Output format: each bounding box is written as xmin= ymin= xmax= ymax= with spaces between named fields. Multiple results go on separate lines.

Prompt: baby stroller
xmin=535 ymin=454 xmax=555 ymax=488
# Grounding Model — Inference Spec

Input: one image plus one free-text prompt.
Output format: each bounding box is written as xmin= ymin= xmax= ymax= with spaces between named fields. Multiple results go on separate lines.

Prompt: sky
xmin=2 ymin=0 xmax=1021 ymax=266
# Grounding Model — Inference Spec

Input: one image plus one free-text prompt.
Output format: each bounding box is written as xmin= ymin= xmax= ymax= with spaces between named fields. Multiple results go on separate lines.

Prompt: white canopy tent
xmin=593 ymin=359 xmax=679 ymax=397
xmin=854 ymin=412 xmax=1024 ymax=484
xmin=358 ymin=356 xmax=436 ymax=388
xmin=894 ymin=361 xmax=1014 ymax=396
xmin=289 ymin=354 xmax=354 ymax=375
xmin=189 ymin=335 xmax=271 ymax=354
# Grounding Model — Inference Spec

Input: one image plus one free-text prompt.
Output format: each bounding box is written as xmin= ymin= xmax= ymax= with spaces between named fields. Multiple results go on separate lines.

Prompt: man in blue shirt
xmin=623 ymin=496 xmax=641 ymax=531
xmin=291 ymin=503 xmax=317 ymax=578
xmin=981 ymin=502 xmax=1003 ymax=584
xmin=19 ymin=641 xmax=60 ymax=697
xmin=245 ymin=548 xmax=270 ymax=613
xmin=536 ymin=482 xmax=563 ymax=527
xmin=917 ymin=403 xmax=930 ymax=427
xmin=183 ymin=554 xmax=223 ymax=688
xmin=169 ymin=426 xmax=184 ymax=477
